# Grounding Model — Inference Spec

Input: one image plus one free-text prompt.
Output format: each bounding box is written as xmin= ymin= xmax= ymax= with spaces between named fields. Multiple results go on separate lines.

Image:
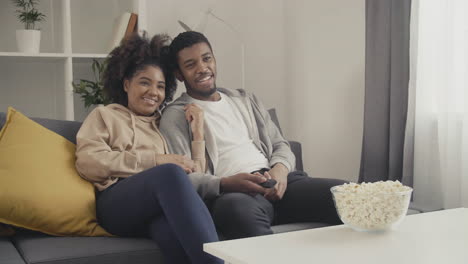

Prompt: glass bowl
xmin=331 ymin=184 xmax=413 ymax=232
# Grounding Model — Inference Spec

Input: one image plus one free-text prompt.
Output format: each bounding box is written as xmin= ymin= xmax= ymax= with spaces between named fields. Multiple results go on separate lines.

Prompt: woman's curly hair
xmin=103 ymin=32 xmax=177 ymax=109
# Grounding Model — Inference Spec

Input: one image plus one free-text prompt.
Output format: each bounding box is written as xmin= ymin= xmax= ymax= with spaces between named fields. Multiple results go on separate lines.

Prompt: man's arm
xmin=250 ymin=93 xmax=296 ymax=172
xmin=249 ymin=93 xmax=296 ymax=200
xmin=183 ymin=103 xmax=206 ymax=172
xmin=159 ymin=107 xmax=192 ymax=156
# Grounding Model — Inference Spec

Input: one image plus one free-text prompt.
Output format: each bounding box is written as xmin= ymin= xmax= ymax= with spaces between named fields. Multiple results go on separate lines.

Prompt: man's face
xmin=176 ymin=42 xmax=217 ymax=100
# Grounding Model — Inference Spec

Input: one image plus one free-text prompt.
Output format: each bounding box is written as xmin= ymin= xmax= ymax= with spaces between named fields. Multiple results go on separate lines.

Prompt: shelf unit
xmin=0 ymin=0 xmax=147 ymax=121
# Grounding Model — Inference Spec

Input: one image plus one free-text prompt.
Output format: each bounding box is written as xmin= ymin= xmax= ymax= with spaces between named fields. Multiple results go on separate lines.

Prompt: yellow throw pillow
xmin=0 ymin=107 xmax=111 ymax=236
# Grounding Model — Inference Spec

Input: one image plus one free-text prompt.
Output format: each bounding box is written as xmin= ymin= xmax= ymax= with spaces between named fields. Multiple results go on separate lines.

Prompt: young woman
xmin=75 ymin=33 xmax=222 ymax=264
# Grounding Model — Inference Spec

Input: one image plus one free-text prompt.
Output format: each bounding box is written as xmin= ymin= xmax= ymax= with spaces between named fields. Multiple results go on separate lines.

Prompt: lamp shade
xmin=178 ymin=9 xmax=211 ymax=32
xmin=178 ymin=20 xmax=193 ymax=31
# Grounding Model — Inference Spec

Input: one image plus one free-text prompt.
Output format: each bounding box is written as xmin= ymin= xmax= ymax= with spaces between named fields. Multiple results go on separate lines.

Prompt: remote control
xmin=259 ymin=179 xmax=277 ymax=188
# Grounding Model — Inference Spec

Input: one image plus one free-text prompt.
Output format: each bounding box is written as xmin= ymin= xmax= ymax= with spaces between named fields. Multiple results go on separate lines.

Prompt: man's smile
xmin=196 ymin=74 xmax=214 ymax=84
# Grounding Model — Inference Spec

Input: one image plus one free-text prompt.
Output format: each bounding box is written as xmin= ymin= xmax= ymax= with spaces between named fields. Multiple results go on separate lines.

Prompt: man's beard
xmin=189 ymin=85 xmax=217 ymax=98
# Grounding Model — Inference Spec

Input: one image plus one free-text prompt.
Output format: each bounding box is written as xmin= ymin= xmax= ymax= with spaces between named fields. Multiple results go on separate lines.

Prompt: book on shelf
xmin=108 ymin=12 xmax=138 ymax=53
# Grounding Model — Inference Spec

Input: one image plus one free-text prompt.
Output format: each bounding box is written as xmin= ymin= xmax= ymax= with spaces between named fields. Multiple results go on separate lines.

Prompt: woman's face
xmin=124 ymin=65 xmax=166 ymax=116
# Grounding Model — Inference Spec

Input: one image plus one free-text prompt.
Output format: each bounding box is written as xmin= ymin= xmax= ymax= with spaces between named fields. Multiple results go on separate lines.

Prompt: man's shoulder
xmin=160 ymin=108 xmax=185 ymax=127
xmin=162 ymin=103 xmax=184 ymax=115
xmin=219 ymin=88 xmax=262 ymax=110
xmin=159 ymin=97 xmax=190 ymax=132
xmin=162 ymin=96 xmax=188 ymax=116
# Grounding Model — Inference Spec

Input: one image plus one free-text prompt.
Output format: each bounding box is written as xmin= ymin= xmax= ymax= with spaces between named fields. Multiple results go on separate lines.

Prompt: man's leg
xmin=274 ymin=171 xmax=347 ymax=225
xmin=210 ymin=193 xmax=274 ymax=239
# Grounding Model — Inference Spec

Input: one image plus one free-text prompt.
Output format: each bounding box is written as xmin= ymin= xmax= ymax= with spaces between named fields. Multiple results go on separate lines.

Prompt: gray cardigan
xmin=159 ymin=88 xmax=295 ymax=200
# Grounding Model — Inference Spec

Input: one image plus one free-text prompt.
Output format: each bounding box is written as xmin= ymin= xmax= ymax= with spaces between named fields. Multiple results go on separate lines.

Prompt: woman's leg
xmin=149 ymin=216 xmax=190 ymax=264
xmin=97 ymin=163 xmax=222 ymax=264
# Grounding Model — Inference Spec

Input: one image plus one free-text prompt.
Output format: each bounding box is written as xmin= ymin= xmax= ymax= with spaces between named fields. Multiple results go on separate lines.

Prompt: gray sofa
xmin=0 ymin=110 xmax=328 ymax=264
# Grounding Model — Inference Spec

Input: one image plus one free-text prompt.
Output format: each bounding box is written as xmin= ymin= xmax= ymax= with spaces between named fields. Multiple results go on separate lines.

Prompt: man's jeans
xmin=209 ymin=171 xmax=346 ymax=239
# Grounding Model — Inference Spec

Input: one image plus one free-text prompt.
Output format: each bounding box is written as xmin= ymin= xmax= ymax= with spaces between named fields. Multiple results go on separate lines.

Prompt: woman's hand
xmin=155 ymin=154 xmax=195 ymax=174
xmin=184 ymin=103 xmax=204 ymax=141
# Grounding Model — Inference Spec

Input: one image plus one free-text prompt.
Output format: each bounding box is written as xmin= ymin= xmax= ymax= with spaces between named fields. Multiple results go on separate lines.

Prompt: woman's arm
xmin=184 ymin=104 xmax=206 ymax=173
xmin=75 ymin=108 xmax=156 ymax=184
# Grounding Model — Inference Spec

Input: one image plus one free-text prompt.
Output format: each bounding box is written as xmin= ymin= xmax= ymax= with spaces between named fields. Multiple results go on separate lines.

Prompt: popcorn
xmin=331 ymin=181 xmax=413 ymax=231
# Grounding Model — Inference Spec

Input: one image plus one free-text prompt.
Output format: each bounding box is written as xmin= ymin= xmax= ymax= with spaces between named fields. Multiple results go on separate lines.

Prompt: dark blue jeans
xmin=96 ymin=164 xmax=223 ymax=264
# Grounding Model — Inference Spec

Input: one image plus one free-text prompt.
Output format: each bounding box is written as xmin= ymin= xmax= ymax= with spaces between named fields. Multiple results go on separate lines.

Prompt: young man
xmin=159 ymin=31 xmax=346 ymax=239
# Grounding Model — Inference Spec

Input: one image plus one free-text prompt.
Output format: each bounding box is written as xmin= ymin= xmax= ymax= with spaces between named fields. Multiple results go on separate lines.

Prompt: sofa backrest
xmin=268 ymin=109 xmax=303 ymax=171
xmin=0 ymin=112 xmax=82 ymax=144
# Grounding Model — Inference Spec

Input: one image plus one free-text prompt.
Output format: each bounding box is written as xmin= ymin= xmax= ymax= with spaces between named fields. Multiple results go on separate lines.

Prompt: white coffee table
xmin=204 ymin=208 xmax=468 ymax=264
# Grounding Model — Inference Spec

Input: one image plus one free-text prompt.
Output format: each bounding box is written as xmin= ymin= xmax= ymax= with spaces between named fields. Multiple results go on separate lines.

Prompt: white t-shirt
xmin=191 ymin=93 xmax=269 ymax=177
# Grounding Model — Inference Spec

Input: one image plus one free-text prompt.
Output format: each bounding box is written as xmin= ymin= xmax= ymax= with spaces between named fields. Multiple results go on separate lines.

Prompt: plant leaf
xmin=11 ymin=0 xmax=46 ymax=29
xmin=72 ymin=59 xmax=110 ymax=107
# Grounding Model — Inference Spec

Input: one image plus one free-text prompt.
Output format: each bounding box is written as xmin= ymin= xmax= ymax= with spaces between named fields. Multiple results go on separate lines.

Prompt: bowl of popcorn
xmin=331 ymin=181 xmax=413 ymax=232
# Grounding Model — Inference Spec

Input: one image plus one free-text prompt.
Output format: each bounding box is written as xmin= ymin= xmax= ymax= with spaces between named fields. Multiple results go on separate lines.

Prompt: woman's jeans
xmin=96 ymin=164 xmax=223 ymax=264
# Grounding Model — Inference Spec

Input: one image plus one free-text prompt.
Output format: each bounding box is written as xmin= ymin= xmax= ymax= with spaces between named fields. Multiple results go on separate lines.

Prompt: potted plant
xmin=72 ymin=59 xmax=111 ymax=109
xmin=11 ymin=0 xmax=46 ymax=53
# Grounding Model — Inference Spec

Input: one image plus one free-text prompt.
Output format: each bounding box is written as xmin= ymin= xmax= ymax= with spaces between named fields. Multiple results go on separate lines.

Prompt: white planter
xmin=16 ymin=29 xmax=41 ymax=53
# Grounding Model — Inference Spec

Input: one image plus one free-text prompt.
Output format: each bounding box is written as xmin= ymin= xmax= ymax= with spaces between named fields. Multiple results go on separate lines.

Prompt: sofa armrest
xmin=288 ymin=140 xmax=303 ymax=172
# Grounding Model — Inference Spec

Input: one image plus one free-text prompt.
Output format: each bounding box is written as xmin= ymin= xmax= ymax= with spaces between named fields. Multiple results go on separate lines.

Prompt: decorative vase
xmin=16 ymin=29 xmax=41 ymax=53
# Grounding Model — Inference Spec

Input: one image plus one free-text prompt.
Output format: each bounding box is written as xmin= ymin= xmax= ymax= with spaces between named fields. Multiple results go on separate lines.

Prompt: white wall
xmin=145 ymin=0 xmax=365 ymax=182
xmin=284 ymin=0 xmax=365 ymax=182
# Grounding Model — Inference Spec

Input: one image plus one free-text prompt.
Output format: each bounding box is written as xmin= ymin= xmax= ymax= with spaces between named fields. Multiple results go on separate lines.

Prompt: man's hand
xmin=155 ymin=154 xmax=195 ymax=174
xmin=264 ymin=163 xmax=289 ymax=201
xmin=184 ymin=103 xmax=204 ymax=141
xmin=220 ymin=173 xmax=269 ymax=195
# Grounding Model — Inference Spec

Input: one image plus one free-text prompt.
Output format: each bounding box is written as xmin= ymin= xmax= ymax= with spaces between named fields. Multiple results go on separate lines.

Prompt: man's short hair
xmin=168 ymin=31 xmax=213 ymax=71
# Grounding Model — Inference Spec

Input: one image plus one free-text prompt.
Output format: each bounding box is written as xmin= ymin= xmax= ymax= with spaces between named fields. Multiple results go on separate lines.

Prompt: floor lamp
xmin=178 ymin=9 xmax=245 ymax=90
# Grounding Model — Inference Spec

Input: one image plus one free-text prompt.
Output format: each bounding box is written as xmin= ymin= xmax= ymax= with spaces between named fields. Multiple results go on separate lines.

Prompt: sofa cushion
xmin=0 ymin=237 xmax=26 ymax=264
xmin=11 ymin=225 xmax=325 ymax=264
xmin=12 ymin=230 xmax=163 ymax=264
xmin=0 ymin=107 xmax=110 ymax=236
